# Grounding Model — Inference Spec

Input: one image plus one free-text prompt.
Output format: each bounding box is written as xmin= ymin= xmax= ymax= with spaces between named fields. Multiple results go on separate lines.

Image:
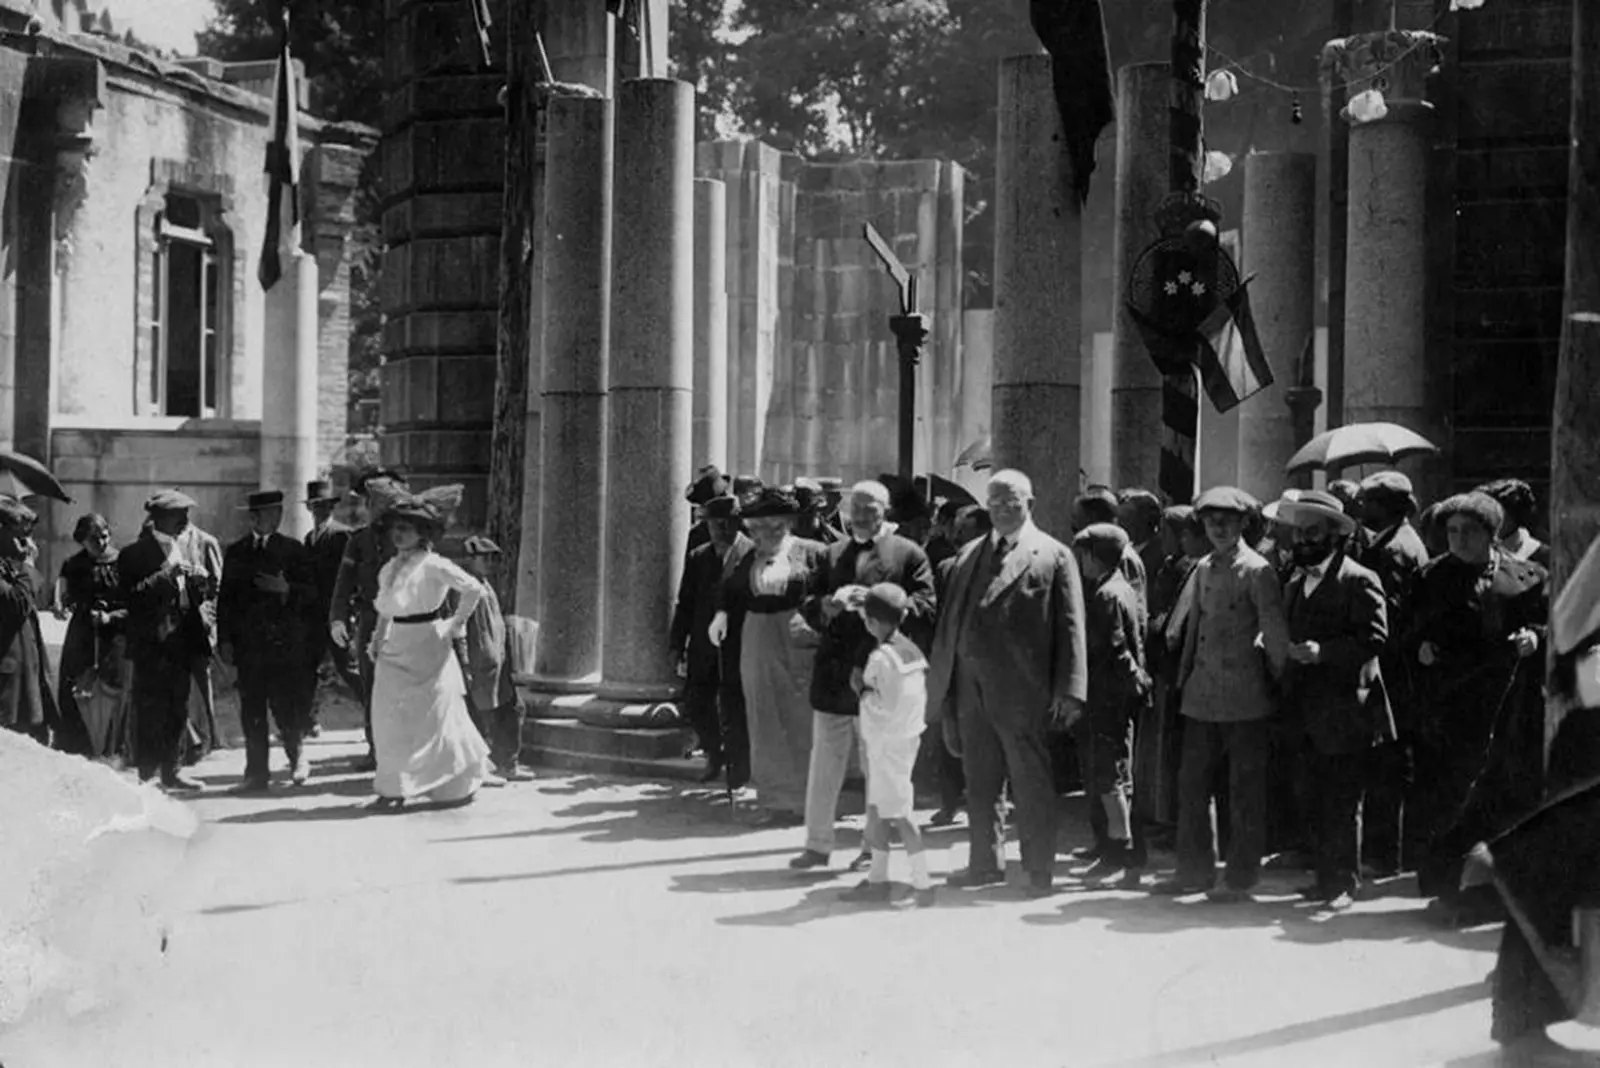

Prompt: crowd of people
xmin=0 ymin=470 xmax=533 ymax=810
xmin=670 ymin=464 xmax=1555 ymax=914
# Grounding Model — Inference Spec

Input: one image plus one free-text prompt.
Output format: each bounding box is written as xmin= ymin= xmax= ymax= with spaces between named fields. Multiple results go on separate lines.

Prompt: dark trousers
xmin=1176 ymin=717 xmax=1269 ymax=890
xmin=1266 ymin=724 xmax=1311 ymax=856
xmin=935 ymin=734 xmax=965 ymax=811
xmin=1309 ymin=747 xmax=1366 ymax=894
xmin=355 ymin=613 xmax=377 ymax=753
xmin=466 ymin=695 xmax=526 ymax=771
xmin=718 ymin=666 xmax=749 ymax=786
xmin=1362 ymin=739 xmax=1410 ymax=871
xmin=957 ymin=664 xmax=1058 ymax=880
xmin=132 ymin=642 xmax=194 ymax=778
xmin=238 ymin=661 xmax=304 ymax=780
xmin=302 ymin=623 xmax=361 ymax=725
xmin=681 ymin=679 xmax=724 ymax=763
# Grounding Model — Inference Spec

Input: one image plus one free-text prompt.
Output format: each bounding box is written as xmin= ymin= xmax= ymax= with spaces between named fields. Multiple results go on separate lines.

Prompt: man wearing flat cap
xmin=1277 ymin=490 xmax=1394 ymax=910
xmin=670 ymin=494 xmax=754 ymax=785
xmin=329 ymin=469 xmax=409 ymax=772
xmin=119 ymin=489 xmax=210 ymax=790
xmin=219 ymin=490 xmax=318 ymax=790
xmin=1153 ymin=485 xmax=1289 ymax=902
xmin=1356 ymin=470 xmax=1429 ymax=876
xmin=0 ymin=497 xmax=57 ymax=745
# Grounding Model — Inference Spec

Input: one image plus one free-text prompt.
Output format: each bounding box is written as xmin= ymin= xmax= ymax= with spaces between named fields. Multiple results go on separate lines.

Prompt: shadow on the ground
xmin=210 ymin=794 xmax=475 ymax=825
xmin=1095 ymin=981 xmax=1489 ymax=1068
xmin=448 ymin=844 xmax=803 ymax=885
xmin=1440 ymin=1034 xmax=1600 ymax=1067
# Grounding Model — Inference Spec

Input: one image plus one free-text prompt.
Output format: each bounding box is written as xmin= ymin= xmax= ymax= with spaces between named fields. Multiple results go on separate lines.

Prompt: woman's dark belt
xmin=393 ymin=602 xmax=448 ymax=624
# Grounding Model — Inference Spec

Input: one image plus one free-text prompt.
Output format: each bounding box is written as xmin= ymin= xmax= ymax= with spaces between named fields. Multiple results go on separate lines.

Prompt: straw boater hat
xmin=1277 ymin=489 xmax=1357 ymax=534
xmin=1262 ymin=489 xmax=1299 ymax=525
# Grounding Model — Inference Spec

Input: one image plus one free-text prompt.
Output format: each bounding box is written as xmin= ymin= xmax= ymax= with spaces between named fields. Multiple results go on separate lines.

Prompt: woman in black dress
xmin=54 ymin=514 xmax=129 ymax=762
xmin=1405 ymin=491 xmax=1548 ymax=923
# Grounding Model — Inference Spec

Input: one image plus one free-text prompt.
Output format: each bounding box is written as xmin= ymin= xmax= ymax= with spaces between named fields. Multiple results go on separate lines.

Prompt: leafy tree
xmin=670 ymin=0 xmax=736 ymax=143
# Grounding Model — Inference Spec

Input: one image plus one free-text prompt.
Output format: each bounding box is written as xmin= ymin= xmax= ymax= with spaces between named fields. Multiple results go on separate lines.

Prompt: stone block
xmin=388 ymin=310 xmax=498 ymax=356
xmin=435 ymin=354 xmax=498 ymax=423
xmin=382 ymin=193 xmax=504 ymax=243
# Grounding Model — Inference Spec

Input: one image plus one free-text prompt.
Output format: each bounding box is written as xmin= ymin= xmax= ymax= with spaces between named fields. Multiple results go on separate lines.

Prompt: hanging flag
xmin=257 ymin=12 xmax=300 ymax=292
xmin=468 ymin=0 xmax=493 ymax=69
xmin=1195 ymin=284 xmax=1273 ymax=413
xmin=1028 ymin=0 xmax=1115 ymax=205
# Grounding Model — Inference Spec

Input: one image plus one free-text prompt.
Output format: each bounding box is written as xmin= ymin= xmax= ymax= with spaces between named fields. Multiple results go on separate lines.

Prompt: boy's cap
xmin=1193 ymin=485 xmax=1259 ymax=516
xmin=862 ymin=582 xmax=909 ymax=625
xmin=1073 ymin=522 xmax=1130 ymax=555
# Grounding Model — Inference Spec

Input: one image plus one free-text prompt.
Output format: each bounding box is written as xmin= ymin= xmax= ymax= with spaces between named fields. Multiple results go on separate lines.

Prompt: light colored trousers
xmin=804 ymin=710 xmax=869 ymax=855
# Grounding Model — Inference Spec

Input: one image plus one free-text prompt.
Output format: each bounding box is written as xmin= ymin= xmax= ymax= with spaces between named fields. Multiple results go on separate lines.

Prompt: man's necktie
xmin=989 ymin=537 xmax=1010 ymax=577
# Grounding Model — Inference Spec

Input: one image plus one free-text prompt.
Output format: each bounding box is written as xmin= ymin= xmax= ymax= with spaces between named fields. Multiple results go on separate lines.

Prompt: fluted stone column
xmin=532 ymin=95 xmax=611 ymax=688
xmin=600 ymin=79 xmax=694 ymax=700
xmin=1110 ymin=62 xmax=1170 ymax=494
xmin=693 ymin=178 xmax=728 ymax=469
xmin=1238 ymin=152 xmax=1316 ymax=499
xmin=993 ymin=54 xmax=1080 ymax=539
xmin=260 ymin=254 xmax=319 ymax=539
xmin=1333 ymin=33 xmax=1440 ymax=478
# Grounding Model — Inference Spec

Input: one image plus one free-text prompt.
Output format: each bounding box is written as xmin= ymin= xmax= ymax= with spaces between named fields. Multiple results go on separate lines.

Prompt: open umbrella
xmin=876 ymin=473 xmax=978 ymax=511
xmin=1284 ymin=422 xmax=1438 ymax=476
xmin=0 ymin=450 xmax=72 ymax=503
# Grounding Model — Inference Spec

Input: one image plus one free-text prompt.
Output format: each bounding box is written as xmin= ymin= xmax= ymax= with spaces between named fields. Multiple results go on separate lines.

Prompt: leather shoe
xmin=1321 ymin=891 xmax=1356 ymax=912
xmin=1205 ymin=885 xmax=1254 ymax=904
xmin=847 ymin=849 xmax=873 ymax=873
xmin=1148 ymin=878 xmax=1210 ymax=896
xmin=161 ymin=771 xmax=203 ymax=793
xmin=1072 ymin=843 xmax=1104 ymax=862
xmin=839 ymin=880 xmax=893 ymax=904
xmin=236 ymin=775 xmax=270 ymax=793
xmin=1022 ymin=873 xmax=1054 ymax=898
xmin=699 ymin=758 xmax=725 ymax=784
xmin=788 ymin=849 xmax=830 ymax=871
xmin=928 ymin=806 xmax=960 ymax=828
xmin=947 ymin=868 xmax=1007 ymax=890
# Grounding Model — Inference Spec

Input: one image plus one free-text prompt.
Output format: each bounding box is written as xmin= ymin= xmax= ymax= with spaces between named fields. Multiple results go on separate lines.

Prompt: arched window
xmin=151 ymin=192 xmax=226 ymax=417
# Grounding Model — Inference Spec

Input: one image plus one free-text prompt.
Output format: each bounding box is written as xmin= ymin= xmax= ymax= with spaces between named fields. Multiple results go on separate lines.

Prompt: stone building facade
xmin=0 ymin=1 xmax=372 ymax=581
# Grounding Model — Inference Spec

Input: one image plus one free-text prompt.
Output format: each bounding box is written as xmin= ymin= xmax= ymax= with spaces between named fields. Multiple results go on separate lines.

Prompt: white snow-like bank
xmin=0 ymin=730 xmax=199 ymax=1031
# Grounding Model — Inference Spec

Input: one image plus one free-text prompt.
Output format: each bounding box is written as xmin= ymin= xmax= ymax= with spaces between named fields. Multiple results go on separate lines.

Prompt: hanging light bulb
xmin=1347 ymin=88 xmax=1389 ymax=123
xmin=1204 ymin=69 xmax=1239 ymax=102
xmin=1449 ymin=0 xmax=1485 ymax=10
xmin=1202 ymin=150 xmax=1234 ymax=183
xmin=1290 ymin=91 xmax=1304 ymax=125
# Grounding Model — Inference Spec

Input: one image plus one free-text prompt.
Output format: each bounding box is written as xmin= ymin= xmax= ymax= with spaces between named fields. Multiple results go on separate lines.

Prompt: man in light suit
xmin=927 ymin=469 xmax=1087 ymax=897
xmin=1277 ymin=490 xmax=1394 ymax=910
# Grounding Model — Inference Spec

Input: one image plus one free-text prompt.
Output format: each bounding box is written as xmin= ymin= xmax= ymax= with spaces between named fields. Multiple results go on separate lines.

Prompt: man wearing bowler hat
xmin=302 ymin=479 xmax=356 ymax=735
xmin=119 ymin=489 xmax=210 ymax=791
xmin=219 ymin=489 xmax=317 ymax=789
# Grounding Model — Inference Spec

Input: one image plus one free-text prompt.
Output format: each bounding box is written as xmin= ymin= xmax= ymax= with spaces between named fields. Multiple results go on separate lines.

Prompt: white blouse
xmin=750 ymin=535 xmax=796 ymax=597
xmin=376 ymin=551 xmax=482 ymax=618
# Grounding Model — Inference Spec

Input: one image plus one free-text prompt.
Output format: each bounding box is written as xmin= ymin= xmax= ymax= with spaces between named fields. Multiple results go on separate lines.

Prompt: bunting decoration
xmin=1028 ymin=0 xmax=1116 ymax=205
xmin=257 ymin=10 xmax=300 ymax=292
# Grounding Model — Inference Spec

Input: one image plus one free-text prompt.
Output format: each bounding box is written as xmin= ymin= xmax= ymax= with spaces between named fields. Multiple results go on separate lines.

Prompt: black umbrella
xmin=875 ymin=473 xmax=977 ymax=512
xmin=0 ymin=450 xmax=71 ymax=503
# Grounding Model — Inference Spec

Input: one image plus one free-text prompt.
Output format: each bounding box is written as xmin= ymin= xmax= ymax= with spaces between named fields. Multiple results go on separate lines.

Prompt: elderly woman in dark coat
xmin=54 ymin=514 xmax=129 ymax=760
xmin=0 ymin=497 xmax=56 ymax=745
xmin=709 ymin=486 xmax=829 ymax=827
xmin=1405 ymin=491 xmax=1548 ymax=923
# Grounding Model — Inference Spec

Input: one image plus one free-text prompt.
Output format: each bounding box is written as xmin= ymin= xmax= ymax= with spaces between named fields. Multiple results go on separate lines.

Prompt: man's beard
xmin=1292 ymin=541 xmax=1335 ymax=568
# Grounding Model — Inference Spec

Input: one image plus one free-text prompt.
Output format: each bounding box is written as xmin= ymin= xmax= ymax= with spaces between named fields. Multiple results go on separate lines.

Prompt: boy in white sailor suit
xmin=842 ymin=582 xmax=935 ymax=906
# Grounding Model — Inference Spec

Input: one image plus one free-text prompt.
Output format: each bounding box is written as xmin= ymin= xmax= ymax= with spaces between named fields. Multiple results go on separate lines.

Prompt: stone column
xmin=692 ymin=178 xmax=728 ymax=469
xmin=993 ymin=54 xmax=1080 ymax=539
xmin=1238 ymin=152 xmax=1316 ymax=499
xmin=600 ymin=79 xmax=694 ymax=700
xmin=1331 ymin=32 xmax=1441 ymax=478
xmin=532 ymin=95 xmax=611 ymax=688
xmin=1110 ymin=63 xmax=1171 ymax=494
xmin=260 ymin=255 xmax=319 ymax=539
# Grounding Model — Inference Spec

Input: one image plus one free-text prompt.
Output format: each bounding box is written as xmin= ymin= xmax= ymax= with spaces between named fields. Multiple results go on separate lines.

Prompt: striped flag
xmin=257 ymin=12 xmax=300 ymax=292
xmin=1196 ymin=284 xmax=1273 ymax=413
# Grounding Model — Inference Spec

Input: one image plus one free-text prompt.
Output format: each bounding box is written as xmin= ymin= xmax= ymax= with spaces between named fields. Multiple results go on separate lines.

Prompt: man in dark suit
xmin=119 ymin=489 xmax=211 ymax=791
xmin=683 ymin=465 xmax=728 ymax=562
xmin=301 ymin=480 xmax=354 ymax=736
xmin=1278 ymin=490 xmax=1394 ymax=910
xmin=1356 ymin=470 xmax=1430 ymax=876
xmin=788 ymin=479 xmax=936 ymax=871
xmin=670 ymin=494 xmax=753 ymax=785
xmin=924 ymin=505 xmax=992 ymax=826
xmin=928 ymin=469 xmax=1088 ymax=896
xmin=219 ymin=489 xmax=318 ymax=790
xmin=329 ymin=469 xmax=407 ymax=772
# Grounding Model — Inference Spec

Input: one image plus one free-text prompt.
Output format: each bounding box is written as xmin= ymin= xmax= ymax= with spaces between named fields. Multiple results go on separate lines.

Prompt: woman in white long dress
xmin=367 ymin=492 xmax=493 ymax=809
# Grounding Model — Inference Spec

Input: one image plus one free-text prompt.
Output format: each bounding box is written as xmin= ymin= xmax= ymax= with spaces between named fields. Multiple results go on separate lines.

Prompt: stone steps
xmin=521 ymin=717 xmax=706 ymax=783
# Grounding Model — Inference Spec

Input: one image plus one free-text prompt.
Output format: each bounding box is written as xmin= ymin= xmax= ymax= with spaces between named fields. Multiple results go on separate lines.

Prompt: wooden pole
xmin=1548 ymin=0 xmax=1600 ymax=758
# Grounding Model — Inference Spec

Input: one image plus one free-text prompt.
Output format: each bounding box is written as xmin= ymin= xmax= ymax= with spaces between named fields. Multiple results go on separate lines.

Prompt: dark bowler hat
xmin=462 ymin=535 xmax=503 ymax=556
xmin=304 ymin=480 xmax=339 ymax=504
xmin=702 ymin=495 xmax=740 ymax=520
xmin=793 ymin=477 xmax=827 ymax=513
xmin=145 ymin=488 xmax=197 ymax=513
xmin=743 ymin=486 xmax=800 ymax=519
xmin=1193 ymin=485 xmax=1259 ymax=517
xmin=686 ymin=465 xmax=729 ymax=506
xmin=238 ymin=489 xmax=286 ymax=512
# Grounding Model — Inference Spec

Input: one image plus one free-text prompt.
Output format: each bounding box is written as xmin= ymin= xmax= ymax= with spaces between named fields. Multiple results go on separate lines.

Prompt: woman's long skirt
xmin=739 ymin=609 xmax=814 ymax=815
xmin=372 ymin=621 xmax=491 ymax=802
